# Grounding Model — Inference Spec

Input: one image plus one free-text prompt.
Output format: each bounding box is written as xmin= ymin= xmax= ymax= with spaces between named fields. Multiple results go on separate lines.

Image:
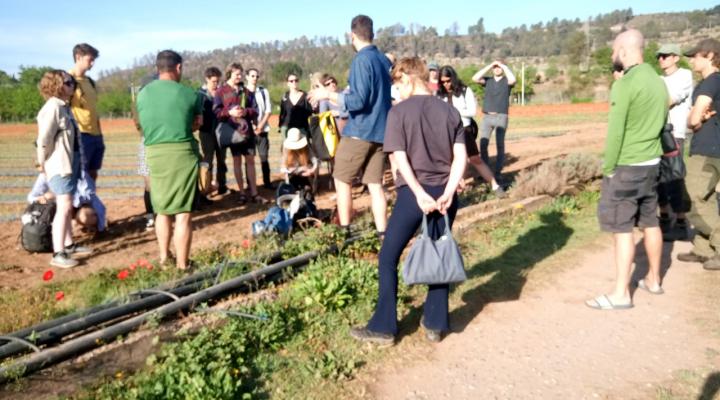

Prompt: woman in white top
xmin=437 ymin=66 xmax=506 ymax=198
xmin=35 ymin=70 xmax=92 ymax=268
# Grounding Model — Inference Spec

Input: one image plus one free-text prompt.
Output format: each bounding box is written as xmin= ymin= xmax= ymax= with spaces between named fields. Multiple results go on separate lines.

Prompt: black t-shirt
xmin=481 ymin=76 xmax=513 ymax=114
xmin=279 ymin=91 xmax=313 ymax=130
xmin=690 ymin=72 xmax=720 ymax=157
xmin=384 ymin=95 xmax=465 ymax=188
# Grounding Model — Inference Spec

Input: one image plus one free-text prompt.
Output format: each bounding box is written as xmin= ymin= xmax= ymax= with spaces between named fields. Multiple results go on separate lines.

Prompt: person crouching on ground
xmin=281 ymin=127 xmax=319 ymax=191
xmin=36 ymin=70 xmax=93 ymax=268
xmin=350 ymin=57 xmax=467 ymax=344
xmin=136 ymin=50 xmax=203 ymax=270
xmin=586 ymin=29 xmax=668 ymax=310
xmin=28 ymin=169 xmax=107 ymax=234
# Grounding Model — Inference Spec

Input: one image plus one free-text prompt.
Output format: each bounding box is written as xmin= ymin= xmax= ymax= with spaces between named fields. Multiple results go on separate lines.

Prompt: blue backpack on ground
xmin=252 ymin=206 xmax=292 ymax=237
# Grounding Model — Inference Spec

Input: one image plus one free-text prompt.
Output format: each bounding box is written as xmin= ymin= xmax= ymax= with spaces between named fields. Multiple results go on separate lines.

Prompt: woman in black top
xmin=350 ymin=57 xmax=467 ymax=344
xmin=278 ymin=73 xmax=313 ymax=139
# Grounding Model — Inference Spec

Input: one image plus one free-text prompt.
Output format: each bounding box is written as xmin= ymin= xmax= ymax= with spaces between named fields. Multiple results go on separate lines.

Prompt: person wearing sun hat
xmin=655 ymin=43 xmax=693 ymax=241
xmin=280 ymin=128 xmax=318 ymax=190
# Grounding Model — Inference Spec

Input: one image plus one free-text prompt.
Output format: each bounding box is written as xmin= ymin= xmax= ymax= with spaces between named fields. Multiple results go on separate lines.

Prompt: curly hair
xmin=391 ymin=57 xmax=429 ymax=83
xmin=37 ymin=70 xmax=68 ymax=100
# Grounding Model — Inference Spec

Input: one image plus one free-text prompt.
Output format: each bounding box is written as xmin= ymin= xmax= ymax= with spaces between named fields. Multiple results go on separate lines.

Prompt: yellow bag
xmin=317 ymin=111 xmax=339 ymax=158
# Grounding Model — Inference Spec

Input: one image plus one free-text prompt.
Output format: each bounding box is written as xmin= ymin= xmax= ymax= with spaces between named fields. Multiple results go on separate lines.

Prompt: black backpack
xmin=20 ymin=202 xmax=56 ymax=253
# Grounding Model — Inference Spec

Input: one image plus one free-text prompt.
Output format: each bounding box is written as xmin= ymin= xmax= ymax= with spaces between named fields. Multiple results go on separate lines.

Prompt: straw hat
xmin=284 ymin=128 xmax=308 ymax=150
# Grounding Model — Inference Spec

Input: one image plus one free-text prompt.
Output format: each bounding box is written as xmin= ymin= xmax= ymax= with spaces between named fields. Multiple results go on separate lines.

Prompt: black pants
xmin=256 ymin=131 xmax=271 ymax=185
xmin=366 ymin=185 xmax=458 ymax=335
xmin=199 ymin=130 xmax=227 ymax=189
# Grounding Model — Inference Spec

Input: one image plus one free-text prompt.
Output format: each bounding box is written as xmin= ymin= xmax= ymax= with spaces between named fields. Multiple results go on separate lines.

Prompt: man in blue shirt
xmin=310 ymin=14 xmax=392 ymax=237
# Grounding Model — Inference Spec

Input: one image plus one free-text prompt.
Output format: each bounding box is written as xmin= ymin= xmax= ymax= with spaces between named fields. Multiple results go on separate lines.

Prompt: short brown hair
xmin=321 ymin=74 xmax=337 ymax=86
xmin=391 ymin=57 xmax=429 ymax=83
xmin=351 ymin=15 xmax=374 ymax=42
xmin=225 ymin=62 xmax=244 ymax=80
xmin=72 ymin=43 xmax=99 ymax=61
xmin=204 ymin=66 xmax=222 ymax=79
xmin=38 ymin=70 xmax=68 ymax=100
xmin=156 ymin=50 xmax=182 ymax=73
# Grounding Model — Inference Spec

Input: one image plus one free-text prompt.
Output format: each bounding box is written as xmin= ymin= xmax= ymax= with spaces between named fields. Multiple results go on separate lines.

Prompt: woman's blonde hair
xmin=391 ymin=57 xmax=429 ymax=84
xmin=38 ymin=70 xmax=67 ymax=100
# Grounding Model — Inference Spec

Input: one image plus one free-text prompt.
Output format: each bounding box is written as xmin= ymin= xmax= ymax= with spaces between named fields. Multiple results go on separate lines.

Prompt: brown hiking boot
xmin=677 ymin=252 xmax=709 ymax=263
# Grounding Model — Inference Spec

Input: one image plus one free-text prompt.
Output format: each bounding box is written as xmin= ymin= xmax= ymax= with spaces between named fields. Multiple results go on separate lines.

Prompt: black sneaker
xmin=349 ymin=327 xmax=394 ymax=345
xmin=217 ymin=186 xmax=229 ymax=195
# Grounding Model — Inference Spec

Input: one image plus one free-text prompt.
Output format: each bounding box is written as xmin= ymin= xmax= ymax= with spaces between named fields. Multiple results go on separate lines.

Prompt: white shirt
xmin=253 ymin=86 xmax=272 ymax=133
xmin=441 ymin=87 xmax=477 ymax=127
xmin=662 ymin=68 xmax=693 ymax=139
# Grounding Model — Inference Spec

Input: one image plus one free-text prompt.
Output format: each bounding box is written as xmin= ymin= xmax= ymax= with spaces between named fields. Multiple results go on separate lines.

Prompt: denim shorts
xmin=48 ymin=152 xmax=81 ymax=195
xmin=81 ymin=133 xmax=105 ymax=171
xmin=597 ymin=164 xmax=660 ymax=233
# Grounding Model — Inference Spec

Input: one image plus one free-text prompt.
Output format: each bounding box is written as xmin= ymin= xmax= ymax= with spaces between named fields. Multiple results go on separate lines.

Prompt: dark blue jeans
xmin=366 ymin=184 xmax=458 ymax=336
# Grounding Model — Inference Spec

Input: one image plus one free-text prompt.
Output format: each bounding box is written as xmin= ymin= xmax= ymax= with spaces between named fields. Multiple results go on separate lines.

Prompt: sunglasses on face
xmin=657 ymin=54 xmax=673 ymax=59
xmin=63 ymin=79 xmax=76 ymax=87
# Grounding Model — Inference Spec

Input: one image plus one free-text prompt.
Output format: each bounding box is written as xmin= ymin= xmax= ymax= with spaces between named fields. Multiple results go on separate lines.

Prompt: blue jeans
xmin=366 ymin=184 xmax=458 ymax=335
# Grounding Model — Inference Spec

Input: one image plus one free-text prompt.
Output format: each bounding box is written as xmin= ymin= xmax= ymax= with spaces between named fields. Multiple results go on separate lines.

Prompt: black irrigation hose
xmin=0 ymin=251 xmax=283 ymax=357
xmin=0 ymin=249 xmax=326 ymax=384
xmin=0 ymin=280 xmax=206 ymax=361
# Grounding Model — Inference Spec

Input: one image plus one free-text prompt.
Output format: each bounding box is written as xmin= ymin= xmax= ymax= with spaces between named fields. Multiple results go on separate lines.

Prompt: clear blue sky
xmin=0 ymin=0 xmax=715 ymax=78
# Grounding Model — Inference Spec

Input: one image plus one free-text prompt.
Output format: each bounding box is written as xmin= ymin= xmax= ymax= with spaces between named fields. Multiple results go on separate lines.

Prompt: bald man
xmin=587 ymin=29 xmax=669 ymax=310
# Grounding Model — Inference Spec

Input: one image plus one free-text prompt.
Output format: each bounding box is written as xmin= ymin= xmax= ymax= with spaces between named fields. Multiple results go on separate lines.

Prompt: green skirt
xmin=146 ymin=141 xmax=199 ymax=215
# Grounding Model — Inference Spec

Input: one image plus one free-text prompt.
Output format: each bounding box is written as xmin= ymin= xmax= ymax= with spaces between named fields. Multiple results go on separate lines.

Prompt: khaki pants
xmin=686 ymin=155 xmax=720 ymax=257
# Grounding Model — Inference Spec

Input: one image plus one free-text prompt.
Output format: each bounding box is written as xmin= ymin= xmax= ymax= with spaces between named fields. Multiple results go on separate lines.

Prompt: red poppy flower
xmin=242 ymin=239 xmax=250 ymax=249
xmin=117 ymin=269 xmax=130 ymax=280
xmin=55 ymin=291 xmax=64 ymax=301
xmin=129 ymin=263 xmax=137 ymax=271
xmin=138 ymin=258 xmax=149 ymax=266
xmin=42 ymin=270 xmax=54 ymax=281
xmin=145 ymin=264 xmax=153 ymax=271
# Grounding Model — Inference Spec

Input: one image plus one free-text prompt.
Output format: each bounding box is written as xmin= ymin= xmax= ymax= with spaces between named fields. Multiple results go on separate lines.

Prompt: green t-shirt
xmin=137 ymin=80 xmax=202 ymax=146
xmin=602 ymin=63 xmax=668 ymax=176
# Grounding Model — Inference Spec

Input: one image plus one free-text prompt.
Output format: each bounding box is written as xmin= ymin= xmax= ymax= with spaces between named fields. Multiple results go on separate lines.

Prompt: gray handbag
xmin=215 ymin=120 xmax=248 ymax=148
xmin=402 ymin=213 xmax=466 ymax=285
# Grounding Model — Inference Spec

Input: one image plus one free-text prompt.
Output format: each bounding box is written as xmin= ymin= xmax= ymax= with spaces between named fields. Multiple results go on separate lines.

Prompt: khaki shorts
xmin=333 ymin=136 xmax=385 ymax=184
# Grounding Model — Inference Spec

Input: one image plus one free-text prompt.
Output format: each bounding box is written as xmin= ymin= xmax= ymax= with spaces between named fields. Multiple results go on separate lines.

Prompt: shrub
xmin=512 ymin=153 xmax=602 ymax=198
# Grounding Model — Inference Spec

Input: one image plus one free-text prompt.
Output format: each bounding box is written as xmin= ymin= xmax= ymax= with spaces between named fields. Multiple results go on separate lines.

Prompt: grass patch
xmin=66 ymin=190 xmax=604 ymax=399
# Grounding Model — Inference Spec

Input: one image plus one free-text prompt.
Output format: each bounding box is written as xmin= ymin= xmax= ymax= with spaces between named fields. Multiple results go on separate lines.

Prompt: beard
xmin=612 ymin=56 xmax=624 ymax=72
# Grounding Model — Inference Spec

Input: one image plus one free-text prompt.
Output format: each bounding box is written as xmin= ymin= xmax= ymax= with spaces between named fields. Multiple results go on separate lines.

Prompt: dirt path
xmin=359 ymin=238 xmax=720 ymax=399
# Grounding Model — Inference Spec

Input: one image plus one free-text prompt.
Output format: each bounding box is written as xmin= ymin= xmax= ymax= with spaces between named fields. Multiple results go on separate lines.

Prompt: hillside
xmin=0 ymin=6 xmax=718 ymax=121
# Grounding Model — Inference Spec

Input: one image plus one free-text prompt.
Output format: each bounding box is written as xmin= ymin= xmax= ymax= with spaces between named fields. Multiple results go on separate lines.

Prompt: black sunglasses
xmin=63 ymin=79 xmax=76 ymax=87
xmin=657 ymin=53 xmax=674 ymax=59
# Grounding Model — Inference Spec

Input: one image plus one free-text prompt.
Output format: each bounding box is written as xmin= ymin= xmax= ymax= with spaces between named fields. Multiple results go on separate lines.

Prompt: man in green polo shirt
xmin=587 ymin=29 xmax=669 ymax=310
xmin=137 ymin=50 xmax=202 ymax=270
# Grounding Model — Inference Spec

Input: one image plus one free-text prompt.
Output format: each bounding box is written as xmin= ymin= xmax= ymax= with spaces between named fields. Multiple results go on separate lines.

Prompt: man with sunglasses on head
xmin=69 ymin=43 xmax=103 ymax=182
xmin=656 ymin=44 xmax=693 ymax=241
xmin=309 ymin=15 xmax=392 ymax=239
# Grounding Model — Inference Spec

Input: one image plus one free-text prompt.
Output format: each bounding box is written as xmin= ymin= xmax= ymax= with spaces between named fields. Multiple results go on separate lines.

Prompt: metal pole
xmin=521 ymin=62 xmax=525 ymax=106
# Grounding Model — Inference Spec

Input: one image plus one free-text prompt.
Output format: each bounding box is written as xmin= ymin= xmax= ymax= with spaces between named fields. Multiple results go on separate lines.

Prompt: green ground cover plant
xmin=66 ymin=190 xmax=602 ymax=400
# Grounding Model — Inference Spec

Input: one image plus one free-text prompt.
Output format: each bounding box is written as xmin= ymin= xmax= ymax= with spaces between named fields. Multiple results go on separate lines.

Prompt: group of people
xmin=30 ymin=15 xmax=719 ymax=343
xmin=586 ymin=32 xmax=720 ymax=311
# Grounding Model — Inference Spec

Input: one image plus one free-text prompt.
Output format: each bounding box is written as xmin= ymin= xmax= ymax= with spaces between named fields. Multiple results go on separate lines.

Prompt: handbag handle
xmin=420 ymin=213 xmax=452 ymax=237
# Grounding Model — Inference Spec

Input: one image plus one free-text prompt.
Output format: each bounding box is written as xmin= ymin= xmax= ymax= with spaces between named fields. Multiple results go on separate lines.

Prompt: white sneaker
xmin=50 ymin=252 xmax=79 ymax=269
xmin=145 ymin=214 xmax=155 ymax=230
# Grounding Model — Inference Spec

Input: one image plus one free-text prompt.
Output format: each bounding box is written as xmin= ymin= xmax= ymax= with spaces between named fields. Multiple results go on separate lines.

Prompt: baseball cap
xmin=427 ymin=62 xmax=439 ymax=71
xmin=656 ymin=44 xmax=681 ymax=56
xmin=684 ymin=38 xmax=720 ymax=57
